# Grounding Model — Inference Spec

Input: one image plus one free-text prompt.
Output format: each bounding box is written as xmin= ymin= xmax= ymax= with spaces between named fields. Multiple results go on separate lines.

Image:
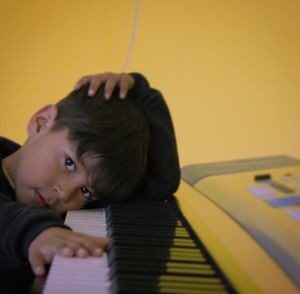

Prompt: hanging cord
xmin=121 ymin=0 xmax=141 ymax=72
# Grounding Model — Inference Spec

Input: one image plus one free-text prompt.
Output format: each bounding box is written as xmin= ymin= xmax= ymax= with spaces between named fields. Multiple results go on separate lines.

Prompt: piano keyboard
xmin=43 ymin=201 xmax=235 ymax=294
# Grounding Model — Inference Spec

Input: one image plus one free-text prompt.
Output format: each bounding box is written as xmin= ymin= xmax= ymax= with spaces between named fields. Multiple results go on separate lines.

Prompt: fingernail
xmin=74 ymin=84 xmax=80 ymax=90
xmin=77 ymin=248 xmax=88 ymax=258
xmin=94 ymin=248 xmax=103 ymax=256
xmin=88 ymin=89 xmax=95 ymax=96
xmin=35 ymin=266 xmax=45 ymax=276
xmin=63 ymin=247 xmax=73 ymax=256
xmin=104 ymin=93 xmax=110 ymax=100
xmin=120 ymin=92 xmax=125 ymax=99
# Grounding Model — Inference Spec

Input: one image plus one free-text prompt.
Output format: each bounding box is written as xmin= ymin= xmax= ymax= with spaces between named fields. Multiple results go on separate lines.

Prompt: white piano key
xmin=43 ymin=209 xmax=109 ymax=294
xmin=64 ymin=209 xmax=107 ymax=237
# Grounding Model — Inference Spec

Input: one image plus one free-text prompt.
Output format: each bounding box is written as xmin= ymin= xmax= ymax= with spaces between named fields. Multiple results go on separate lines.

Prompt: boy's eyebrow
xmin=77 ymin=156 xmax=87 ymax=169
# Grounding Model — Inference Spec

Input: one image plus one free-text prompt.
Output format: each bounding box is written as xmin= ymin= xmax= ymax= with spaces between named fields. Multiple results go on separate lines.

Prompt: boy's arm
xmin=0 ymin=192 xmax=68 ymax=269
xmin=0 ymin=193 xmax=108 ymax=275
xmin=128 ymin=73 xmax=180 ymax=200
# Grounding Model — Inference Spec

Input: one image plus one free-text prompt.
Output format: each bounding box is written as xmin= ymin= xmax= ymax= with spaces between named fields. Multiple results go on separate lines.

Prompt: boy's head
xmin=11 ymin=86 xmax=150 ymax=214
xmin=53 ymin=85 xmax=150 ymax=203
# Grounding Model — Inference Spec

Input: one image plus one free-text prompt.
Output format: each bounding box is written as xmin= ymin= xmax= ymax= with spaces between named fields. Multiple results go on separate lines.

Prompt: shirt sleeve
xmin=0 ymin=192 xmax=70 ymax=270
xmin=128 ymin=73 xmax=181 ymax=200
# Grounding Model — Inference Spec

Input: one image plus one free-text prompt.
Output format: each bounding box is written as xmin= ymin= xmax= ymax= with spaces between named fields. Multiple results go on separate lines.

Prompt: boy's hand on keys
xmin=28 ymin=227 xmax=109 ymax=276
xmin=74 ymin=72 xmax=135 ymax=99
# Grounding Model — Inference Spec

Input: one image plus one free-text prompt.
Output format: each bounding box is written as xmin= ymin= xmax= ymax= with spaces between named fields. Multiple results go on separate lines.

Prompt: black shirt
xmin=0 ymin=138 xmax=70 ymax=270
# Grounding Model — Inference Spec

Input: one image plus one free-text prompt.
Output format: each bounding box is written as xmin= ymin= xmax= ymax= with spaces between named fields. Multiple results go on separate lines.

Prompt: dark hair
xmin=51 ymin=85 xmax=150 ymax=204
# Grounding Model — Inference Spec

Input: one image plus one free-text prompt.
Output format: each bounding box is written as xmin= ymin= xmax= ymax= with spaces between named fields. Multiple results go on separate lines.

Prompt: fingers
xmin=53 ymin=233 xmax=109 ymax=258
xmin=29 ymin=242 xmax=106 ymax=276
xmin=60 ymin=246 xmax=103 ymax=258
xmin=119 ymin=74 xmax=129 ymax=99
xmin=73 ymin=75 xmax=91 ymax=91
xmin=104 ymin=73 xmax=134 ymax=99
xmin=29 ymin=227 xmax=109 ymax=276
xmin=88 ymin=76 xmax=105 ymax=97
xmin=104 ymin=75 xmax=119 ymax=100
xmin=92 ymin=247 xmax=103 ymax=257
xmin=29 ymin=242 xmax=66 ymax=276
xmin=74 ymin=75 xmax=103 ymax=97
xmin=29 ymin=250 xmax=47 ymax=276
xmin=58 ymin=243 xmax=104 ymax=258
xmin=69 ymin=235 xmax=108 ymax=257
xmin=73 ymin=72 xmax=135 ymax=99
xmin=74 ymin=74 xmax=117 ymax=98
xmin=75 ymin=247 xmax=103 ymax=258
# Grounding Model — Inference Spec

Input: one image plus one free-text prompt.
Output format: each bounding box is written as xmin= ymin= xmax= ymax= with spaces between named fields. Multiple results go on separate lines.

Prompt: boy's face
xmin=13 ymin=105 xmax=98 ymax=215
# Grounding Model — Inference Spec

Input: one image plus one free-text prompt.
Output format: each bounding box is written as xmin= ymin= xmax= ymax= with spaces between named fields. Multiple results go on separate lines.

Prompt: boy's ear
xmin=27 ymin=105 xmax=58 ymax=138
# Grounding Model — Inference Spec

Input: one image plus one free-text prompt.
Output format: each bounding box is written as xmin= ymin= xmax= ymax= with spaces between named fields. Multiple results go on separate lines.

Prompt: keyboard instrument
xmin=42 ymin=201 xmax=235 ymax=294
xmin=36 ymin=155 xmax=300 ymax=293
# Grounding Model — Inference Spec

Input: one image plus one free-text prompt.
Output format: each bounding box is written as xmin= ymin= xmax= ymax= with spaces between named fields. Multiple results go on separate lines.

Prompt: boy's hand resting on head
xmin=74 ymin=72 xmax=135 ymax=99
xmin=28 ymin=227 xmax=109 ymax=276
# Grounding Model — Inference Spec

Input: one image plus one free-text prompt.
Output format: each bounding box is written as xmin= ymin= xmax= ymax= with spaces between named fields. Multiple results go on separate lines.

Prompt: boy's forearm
xmin=0 ymin=196 xmax=69 ymax=269
xmin=127 ymin=73 xmax=181 ymax=200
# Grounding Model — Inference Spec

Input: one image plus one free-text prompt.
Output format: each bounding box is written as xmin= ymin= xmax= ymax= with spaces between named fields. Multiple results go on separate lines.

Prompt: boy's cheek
xmin=15 ymin=187 xmax=34 ymax=204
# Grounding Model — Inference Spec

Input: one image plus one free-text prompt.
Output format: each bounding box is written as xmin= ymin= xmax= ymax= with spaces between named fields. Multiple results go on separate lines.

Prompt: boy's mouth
xmin=34 ymin=190 xmax=50 ymax=209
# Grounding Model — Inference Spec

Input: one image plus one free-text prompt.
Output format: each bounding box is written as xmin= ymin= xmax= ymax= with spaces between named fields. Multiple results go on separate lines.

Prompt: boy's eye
xmin=80 ymin=187 xmax=93 ymax=200
xmin=65 ymin=157 xmax=76 ymax=172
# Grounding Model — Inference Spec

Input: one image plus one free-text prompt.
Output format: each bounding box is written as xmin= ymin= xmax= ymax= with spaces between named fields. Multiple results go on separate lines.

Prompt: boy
xmin=0 ymin=72 xmax=180 ymax=277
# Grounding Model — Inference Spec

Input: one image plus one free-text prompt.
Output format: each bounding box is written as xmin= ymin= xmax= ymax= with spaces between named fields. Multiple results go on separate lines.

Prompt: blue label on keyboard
xmin=247 ymin=185 xmax=276 ymax=198
xmin=287 ymin=210 xmax=300 ymax=222
xmin=265 ymin=195 xmax=300 ymax=208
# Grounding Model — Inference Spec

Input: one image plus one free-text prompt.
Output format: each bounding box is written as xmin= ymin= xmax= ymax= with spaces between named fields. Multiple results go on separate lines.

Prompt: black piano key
xmin=108 ymin=244 xmax=204 ymax=258
xmin=106 ymin=209 xmax=177 ymax=220
xmin=107 ymin=224 xmax=190 ymax=238
xmin=107 ymin=201 xmax=175 ymax=211
xmin=114 ymin=272 xmax=225 ymax=285
xmin=109 ymin=235 xmax=197 ymax=248
xmin=109 ymin=258 xmax=212 ymax=273
xmin=106 ymin=200 xmax=236 ymax=294
xmin=107 ymin=245 xmax=206 ymax=263
xmin=106 ymin=215 xmax=184 ymax=227
xmin=106 ymin=202 xmax=177 ymax=216
xmin=108 ymin=244 xmax=205 ymax=257
xmin=109 ymin=260 xmax=216 ymax=276
xmin=110 ymin=277 xmax=228 ymax=294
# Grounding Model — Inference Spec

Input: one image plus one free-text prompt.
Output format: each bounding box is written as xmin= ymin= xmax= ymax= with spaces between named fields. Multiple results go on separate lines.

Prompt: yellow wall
xmin=1 ymin=0 xmax=300 ymax=167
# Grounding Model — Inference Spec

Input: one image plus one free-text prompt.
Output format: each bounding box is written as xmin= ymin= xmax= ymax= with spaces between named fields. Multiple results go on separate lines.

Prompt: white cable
xmin=121 ymin=0 xmax=141 ymax=72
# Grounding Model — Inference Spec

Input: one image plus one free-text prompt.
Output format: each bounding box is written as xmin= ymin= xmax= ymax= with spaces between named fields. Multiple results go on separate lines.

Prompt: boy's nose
xmin=53 ymin=183 xmax=75 ymax=203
